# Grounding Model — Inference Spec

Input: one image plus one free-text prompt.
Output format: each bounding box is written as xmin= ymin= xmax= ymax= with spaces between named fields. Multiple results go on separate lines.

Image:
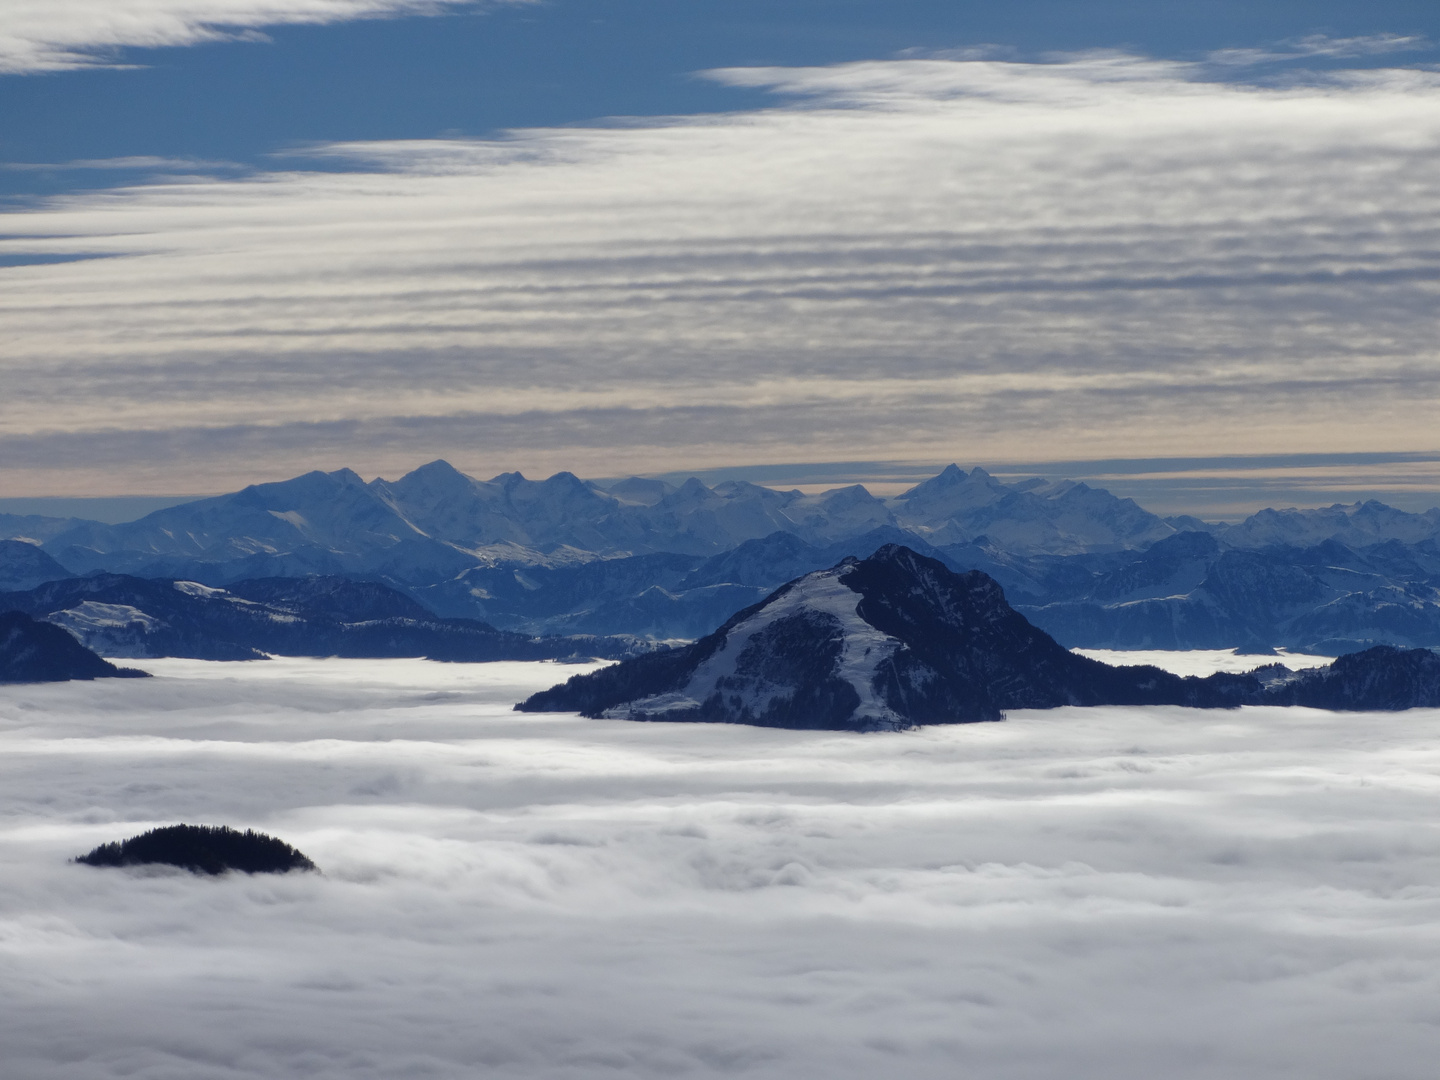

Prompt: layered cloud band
xmin=3 ymin=55 xmax=1440 ymax=491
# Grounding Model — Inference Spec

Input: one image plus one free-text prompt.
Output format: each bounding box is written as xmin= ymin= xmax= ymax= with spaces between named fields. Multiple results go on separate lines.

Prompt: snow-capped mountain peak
xmin=518 ymin=545 xmax=1270 ymax=729
xmin=604 ymin=559 xmax=907 ymax=729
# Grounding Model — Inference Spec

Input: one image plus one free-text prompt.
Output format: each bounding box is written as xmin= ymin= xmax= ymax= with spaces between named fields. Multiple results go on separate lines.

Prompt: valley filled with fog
xmin=2 ymin=656 xmax=1437 ymax=1079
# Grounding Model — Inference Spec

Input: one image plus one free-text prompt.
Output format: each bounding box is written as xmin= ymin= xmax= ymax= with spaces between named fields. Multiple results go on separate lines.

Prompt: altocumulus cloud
xmin=4 ymin=55 xmax=1440 ymax=492
xmin=0 ymin=0 xmax=508 ymax=74
xmin=1 ymin=656 xmax=1439 ymax=1079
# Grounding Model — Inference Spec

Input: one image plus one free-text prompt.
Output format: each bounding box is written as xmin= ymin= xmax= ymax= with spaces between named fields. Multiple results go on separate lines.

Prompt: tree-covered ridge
xmin=0 ymin=609 xmax=148 ymax=683
xmin=76 ymin=824 xmax=317 ymax=876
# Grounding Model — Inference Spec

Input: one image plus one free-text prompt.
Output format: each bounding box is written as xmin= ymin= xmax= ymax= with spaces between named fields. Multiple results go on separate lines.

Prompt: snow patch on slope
xmin=45 ymin=601 xmax=166 ymax=657
xmin=610 ymin=565 xmax=906 ymax=727
xmin=46 ymin=601 xmax=162 ymax=635
xmin=173 ymin=580 xmax=228 ymax=599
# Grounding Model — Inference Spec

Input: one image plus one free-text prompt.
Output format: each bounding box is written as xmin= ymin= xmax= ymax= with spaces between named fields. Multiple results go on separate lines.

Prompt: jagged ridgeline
xmin=7 ymin=461 xmax=1440 ymax=652
xmin=76 ymin=824 xmax=317 ymax=876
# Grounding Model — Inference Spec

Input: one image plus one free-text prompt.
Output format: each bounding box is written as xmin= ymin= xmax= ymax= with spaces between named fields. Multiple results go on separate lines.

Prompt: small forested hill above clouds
xmin=0 ymin=610 xmax=147 ymax=683
xmin=0 ymin=574 xmax=634 ymax=662
xmin=518 ymin=546 xmax=1259 ymax=730
xmin=0 ymin=539 xmax=75 ymax=592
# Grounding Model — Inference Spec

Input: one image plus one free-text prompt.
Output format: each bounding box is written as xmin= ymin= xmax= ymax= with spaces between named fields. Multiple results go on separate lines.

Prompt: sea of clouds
xmin=1 ymin=655 xmax=1438 ymax=1078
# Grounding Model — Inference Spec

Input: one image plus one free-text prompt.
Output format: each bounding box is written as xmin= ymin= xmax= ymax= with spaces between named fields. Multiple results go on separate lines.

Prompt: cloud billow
xmin=0 ymin=0 xmax=504 ymax=74
xmin=4 ymin=55 xmax=1440 ymax=491
xmin=2 ymin=657 xmax=1439 ymax=1078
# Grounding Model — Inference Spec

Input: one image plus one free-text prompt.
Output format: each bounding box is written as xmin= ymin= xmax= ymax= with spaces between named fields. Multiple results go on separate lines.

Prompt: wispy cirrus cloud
xmin=0 ymin=0 xmax=511 ymax=75
xmin=1208 ymin=32 xmax=1432 ymax=68
xmin=1 ymin=156 xmax=247 ymax=174
xmin=4 ymin=55 xmax=1440 ymax=494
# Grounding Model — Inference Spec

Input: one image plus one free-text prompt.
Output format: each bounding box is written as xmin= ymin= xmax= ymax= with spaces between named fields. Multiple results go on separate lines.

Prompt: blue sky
xmin=7 ymin=0 xmax=1440 ymax=199
xmin=4 ymin=1 xmax=1440 ymax=513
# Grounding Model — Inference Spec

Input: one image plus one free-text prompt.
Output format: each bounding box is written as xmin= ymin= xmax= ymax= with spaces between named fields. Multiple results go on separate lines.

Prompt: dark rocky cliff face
xmin=0 ymin=611 xmax=148 ymax=683
xmin=842 ymin=546 xmax=1257 ymax=723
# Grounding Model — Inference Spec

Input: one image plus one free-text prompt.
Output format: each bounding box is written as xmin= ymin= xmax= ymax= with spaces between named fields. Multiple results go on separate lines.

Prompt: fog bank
xmin=1 ymin=657 xmax=1437 ymax=1078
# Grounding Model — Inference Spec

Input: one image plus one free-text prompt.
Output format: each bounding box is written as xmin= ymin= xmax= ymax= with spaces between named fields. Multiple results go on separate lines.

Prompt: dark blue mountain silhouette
xmin=0 ymin=610 xmax=148 ymax=683
xmin=519 ymin=546 xmax=1440 ymax=729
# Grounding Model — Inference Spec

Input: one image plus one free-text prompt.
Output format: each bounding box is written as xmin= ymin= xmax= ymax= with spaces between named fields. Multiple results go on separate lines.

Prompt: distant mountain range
xmin=518 ymin=546 xmax=1440 ymax=729
xmin=8 ymin=460 xmax=1188 ymax=578
xmin=0 ymin=513 xmax=92 ymax=546
xmin=0 ymin=539 xmax=73 ymax=593
xmin=2 ymin=460 xmax=1440 ymax=656
xmin=1002 ymin=532 xmax=1440 ymax=655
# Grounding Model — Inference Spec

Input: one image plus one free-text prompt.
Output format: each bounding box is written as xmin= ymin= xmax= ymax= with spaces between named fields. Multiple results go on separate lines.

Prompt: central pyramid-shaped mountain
xmin=517 ymin=545 xmax=1256 ymax=729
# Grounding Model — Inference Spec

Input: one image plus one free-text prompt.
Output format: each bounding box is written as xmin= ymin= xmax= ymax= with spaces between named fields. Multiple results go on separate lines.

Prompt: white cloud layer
xmin=0 ymin=0 xmax=490 ymax=74
xmin=5 ymin=56 xmax=1440 ymax=492
xmin=1 ymin=656 xmax=1439 ymax=1078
